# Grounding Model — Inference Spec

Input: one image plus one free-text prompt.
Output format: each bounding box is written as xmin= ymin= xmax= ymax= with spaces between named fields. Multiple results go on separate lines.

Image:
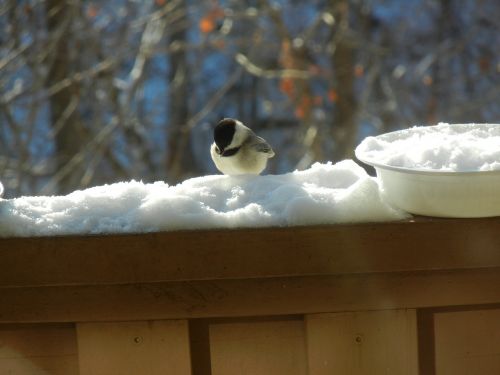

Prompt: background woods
xmin=0 ymin=0 xmax=499 ymax=197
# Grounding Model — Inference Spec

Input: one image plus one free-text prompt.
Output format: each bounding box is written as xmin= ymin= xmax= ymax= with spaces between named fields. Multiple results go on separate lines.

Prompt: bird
xmin=210 ymin=118 xmax=275 ymax=175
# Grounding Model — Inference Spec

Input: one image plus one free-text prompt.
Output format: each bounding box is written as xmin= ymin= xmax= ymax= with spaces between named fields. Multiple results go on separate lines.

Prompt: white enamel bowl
xmin=355 ymin=126 xmax=500 ymax=218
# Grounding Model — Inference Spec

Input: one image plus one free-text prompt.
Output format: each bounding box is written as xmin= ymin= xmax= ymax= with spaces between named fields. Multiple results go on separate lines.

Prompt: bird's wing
xmin=251 ymin=136 xmax=275 ymax=157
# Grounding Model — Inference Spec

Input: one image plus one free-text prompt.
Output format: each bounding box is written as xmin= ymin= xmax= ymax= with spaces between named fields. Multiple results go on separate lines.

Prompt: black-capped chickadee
xmin=210 ymin=118 xmax=275 ymax=175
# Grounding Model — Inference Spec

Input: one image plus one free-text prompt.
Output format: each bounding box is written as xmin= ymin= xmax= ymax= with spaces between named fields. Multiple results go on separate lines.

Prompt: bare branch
xmin=234 ymin=53 xmax=312 ymax=79
xmin=186 ymin=67 xmax=243 ymax=131
xmin=41 ymin=117 xmax=120 ymax=195
xmin=0 ymin=42 xmax=31 ymax=72
xmin=45 ymin=59 xmax=115 ymax=98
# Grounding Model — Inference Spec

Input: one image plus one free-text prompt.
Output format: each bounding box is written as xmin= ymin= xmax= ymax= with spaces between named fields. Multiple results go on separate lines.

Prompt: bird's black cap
xmin=214 ymin=118 xmax=237 ymax=150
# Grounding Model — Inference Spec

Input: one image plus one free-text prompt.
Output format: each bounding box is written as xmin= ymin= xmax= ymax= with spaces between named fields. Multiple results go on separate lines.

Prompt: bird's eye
xmin=215 ymin=146 xmax=221 ymax=154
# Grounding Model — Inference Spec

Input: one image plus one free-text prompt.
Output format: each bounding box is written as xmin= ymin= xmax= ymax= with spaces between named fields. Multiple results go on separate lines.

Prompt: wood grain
xmin=210 ymin=318 xmax=307 ymax=375
xmin=434 ymin=308 xmax=500 ymax=375
xmin=77 ymin=320 xmax=191 ymax=375
xmin=1 ymin=268 xmax=499 ymax=323
xmin=306 ymin=310 xmax=418 ymax=375
xmin=0 ymin=218 xmax=499 ymax=288
xmin=1 ymin=219 xmax=499 ymax=374
xmin=0 ymin=324 xmax=79 ymax=375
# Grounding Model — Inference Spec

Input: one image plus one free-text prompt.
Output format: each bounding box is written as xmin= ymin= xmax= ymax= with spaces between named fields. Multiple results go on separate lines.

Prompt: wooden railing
xmin=0 ymin=217 xmax=499 ymax=374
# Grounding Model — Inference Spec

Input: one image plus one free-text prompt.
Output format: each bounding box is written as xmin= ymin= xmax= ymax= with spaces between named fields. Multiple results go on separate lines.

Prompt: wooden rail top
xmin=0 ymin=217 xmax=499 ymax=323
xmin=1 ymin=217 xmax=499 ymax=288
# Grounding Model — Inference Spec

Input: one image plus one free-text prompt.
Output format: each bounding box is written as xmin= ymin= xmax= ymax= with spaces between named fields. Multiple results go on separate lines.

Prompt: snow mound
xmin=0 ymin=160 xmax=408 ymax=237
xmin=356 ymin=123 xmax=500 ymax=172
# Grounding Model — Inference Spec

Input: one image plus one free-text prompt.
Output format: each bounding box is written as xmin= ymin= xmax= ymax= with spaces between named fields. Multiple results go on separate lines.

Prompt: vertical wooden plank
xmin=189 ymin=319 xmax=212 ymax=375
xmin=306 ymin=309 xmax=418 ymax=375
xmin=417 ymin=308 xmax=436 ymax=375
xmin=0 ymin=323 xmax=79 ymax=375
xmin=209 ymin=318 xmax=307 ymax=375
xmin=77 ymin=320 xmax=191 ymax=375
xmin=434 ymin=308 xmax=500 ymax=375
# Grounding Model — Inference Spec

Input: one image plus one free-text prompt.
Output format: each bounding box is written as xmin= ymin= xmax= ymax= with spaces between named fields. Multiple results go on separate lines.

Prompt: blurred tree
xmin=0 ymin=0 xmax=498 ymax=198
xmin=166 ymin=0 xmax=198 ymax=183
xmin=46 ymin=0 xmax=85 ymax=194
xmin=331 ymin=0 xmax=357 ymax=161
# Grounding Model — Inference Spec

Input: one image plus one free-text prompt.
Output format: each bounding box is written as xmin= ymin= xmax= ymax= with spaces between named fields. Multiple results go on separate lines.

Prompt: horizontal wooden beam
xmin=1 ymin=217 xmax=499 ymax=288
xmin=1 ymin=268 xmax=499 ymax=323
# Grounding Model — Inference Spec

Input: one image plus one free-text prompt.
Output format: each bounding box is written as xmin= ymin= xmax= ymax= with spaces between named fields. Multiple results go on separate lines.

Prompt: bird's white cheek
xmin=210 ymin=144 xmax=219 ymax=158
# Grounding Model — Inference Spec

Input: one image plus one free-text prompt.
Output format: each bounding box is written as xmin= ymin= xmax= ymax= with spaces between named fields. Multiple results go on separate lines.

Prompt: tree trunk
xmin=166 ymin=0 xmax=197 ymax=183
xmin=331 ymin=0 xmax=357 ymax=161
xmin=46 ymin=0 xmax=84 ymax=194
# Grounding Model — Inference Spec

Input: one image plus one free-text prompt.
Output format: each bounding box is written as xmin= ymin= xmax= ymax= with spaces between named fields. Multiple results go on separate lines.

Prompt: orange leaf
xmin=313 ymin=95 xmax=323 ymax=105
xmin=294 ymin=106 xmax=306 ymax=119
xmin=301 ymin=96 xmax=311 ymax=108
xmin=279 ymin=78 xmax=294 ymax=95
xmin=87 ymin=4 xmax=98 ymax=18
xmin=308 ymin=65 xmax=321 ymax=75
xmin=199 ymin=17 xmax=215 ymax=33
xmin=294 ymin=96 xmax=311 ymax=119
xmin=479 ymin=57 xmax=490 ymax=73
xmin=211 ymin=7 xmax=225 ymax=20
xmin=212 ymin=39 xmax=225 ymax=49
xmin=423 ymin=75 xmax=433 ymax=86
xmin=155 ymin=0 xmax=166 ymax=5
xmin=279 ymin=40 xmax=294 ymax=69
xmin=328 ymin=89 xmax=338 ymax=102
xmin=354 ymin=64 xmax=364 ymax=77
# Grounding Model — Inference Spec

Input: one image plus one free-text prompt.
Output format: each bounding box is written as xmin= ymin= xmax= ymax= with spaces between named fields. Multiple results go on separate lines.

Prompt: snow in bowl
xmin=355 ymin=123 xmax=500 ymax=218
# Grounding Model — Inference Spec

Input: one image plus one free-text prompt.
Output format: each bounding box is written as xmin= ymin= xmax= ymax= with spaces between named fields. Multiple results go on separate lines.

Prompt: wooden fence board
xmin=209 ymin=318 xmax=307 ymax=375
xmin=77 ymin=320 xmax=191 ymax=375
xmin=306 ymin=310 xmax=418 ymax=375
xmin=0 ymin=324 xmax=79 ymax=375
xmin=0 ymin=219 xmax=499 ymax=374
xmin=434 ymin=308 xmax=500 ymax=375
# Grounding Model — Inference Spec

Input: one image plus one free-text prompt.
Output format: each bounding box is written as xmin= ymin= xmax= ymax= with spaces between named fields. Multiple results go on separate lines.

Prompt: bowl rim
xmin=355 ymin=123 xmax=500 ymax=176
xmin=355 ymin=155 xmax=500 ymax=176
